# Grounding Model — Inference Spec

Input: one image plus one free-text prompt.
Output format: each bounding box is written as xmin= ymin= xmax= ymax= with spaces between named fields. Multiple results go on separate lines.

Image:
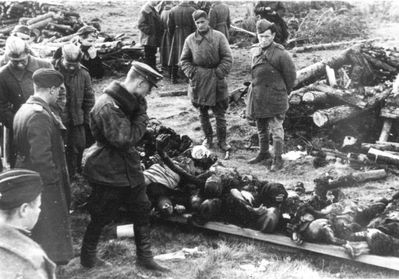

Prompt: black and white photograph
xmin=0 ymin=0 xmax=399 ymax=278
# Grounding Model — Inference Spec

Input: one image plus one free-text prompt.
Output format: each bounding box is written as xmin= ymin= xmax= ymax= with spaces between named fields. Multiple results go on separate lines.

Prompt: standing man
xmin=54 ymin=43 xmax=95 ymax=179
xmin=138 ymin=1 xmax=163 ymax=71
xmin=180 ymin=10 xmax=233 ymax=151
xmin=0 ymin=36 xmax=52 ymax=167
xmin=159 ymin=1 xmax=174 ymax=78
xmin=81 ymin=61 xmax=168 ymax=272
xmin=254 ymin=1 xmax=289 ymax=45
xmin=209 ymin=1 xmax=231 ymax=41
xmin=13 ymin=69 xmax=74 ymax=264
xmin=246 ymin=19 xmax=296 ymax=171
xmin=168 ymin=1 xmax=196 ymax=83
xmin=0 ymin=169 xmax=56 ymax=279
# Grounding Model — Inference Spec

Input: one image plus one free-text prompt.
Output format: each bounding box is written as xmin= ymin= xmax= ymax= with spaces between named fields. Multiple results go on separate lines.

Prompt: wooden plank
xmin=165 ymin=215 xmax=399 ymax=272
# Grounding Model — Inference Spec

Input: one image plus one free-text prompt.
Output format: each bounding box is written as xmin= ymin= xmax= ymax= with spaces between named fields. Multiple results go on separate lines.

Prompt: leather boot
xmin=216 ymin=125 xmax=231 ymax=151
xmin=134 ymin=225 xmax=169 ymax=272
xmin=200 ymin=111 xmax=213 ymax=149
xmin=248 ymin=152 xmax=272 ymax=164
xmin=81 ymin=229 xmax=111 ymax=268
xmin=271 ymin=141 xmax=284 ymax=171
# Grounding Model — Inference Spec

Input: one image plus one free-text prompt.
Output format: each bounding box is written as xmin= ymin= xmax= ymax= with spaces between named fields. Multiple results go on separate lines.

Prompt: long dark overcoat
xmin=167 ymin=2 xmax=196 ymax=66
xmin=209 ymin=2 xmax=231 ymax=41
xmin=160 ymin=4 xmax=173 ymax=67
xmin=13 ymin=96 xmax=73 ymax=264
xmin=138 ymin=2 xmax=163 ymax=47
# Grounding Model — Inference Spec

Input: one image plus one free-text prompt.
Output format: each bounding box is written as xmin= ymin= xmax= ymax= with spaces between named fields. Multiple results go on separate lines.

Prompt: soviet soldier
xmin=246 ymin=19 xmax=296 ymax=171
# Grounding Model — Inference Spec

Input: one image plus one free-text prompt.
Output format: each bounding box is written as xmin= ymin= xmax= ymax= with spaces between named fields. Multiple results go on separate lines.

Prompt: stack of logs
xmin=288 ymin=42 xmax=399 ymax=129
xmin=0 ymin=1 xmax=82 ymax=45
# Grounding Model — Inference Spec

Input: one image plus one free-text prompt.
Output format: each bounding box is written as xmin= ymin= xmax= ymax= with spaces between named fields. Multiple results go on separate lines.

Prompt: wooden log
xmin=230 ymin=24 xmax=256 ymax=37
xmin=47 ymin=22 xmax=74 ymax=33
xmin=291 ymin=39 xmax=380 ymax=53
xmin=26 ymin=12 xmax=55 ymax=26
xmin=164 ymin=215 xmax=399 ymax=272
xmin=53 ymin=33 xmax=77 ymax=43
xmin=379 ymin=119 xmax=393 ymax=142
xmin=312 ymin=105 xmax=362 ymax=127
xmin=351 ymin=169 xmax=387 ymax=182
xmin=368 ymin=147 xmax=399 ymax=166
xmin=325 ymin=65 xmax=337 ymax=87
xmin=302 ymin=91 xmax=328 ymax=104
xmin=313 ymin=84 xmax=367 ymax=109
xmin=158 ymin=90 xmax=187 ymax=97
xmin=28 ymin=18 xmax=53 ymax=30
xmin=363 ymin=53 xmax=397 ymax=73
xmin=361 ymin=141 xmax=399 ymax=153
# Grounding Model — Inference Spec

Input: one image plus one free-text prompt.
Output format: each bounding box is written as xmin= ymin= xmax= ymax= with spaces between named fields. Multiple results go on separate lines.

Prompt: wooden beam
xmin=165 ymin=215 xmax=399 ymax=272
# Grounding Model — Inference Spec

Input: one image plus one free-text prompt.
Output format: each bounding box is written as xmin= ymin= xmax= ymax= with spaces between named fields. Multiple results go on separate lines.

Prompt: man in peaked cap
xmin=82 ymin=61 xmax=169 ymax=272
xmin=13 ymin=68 xmax=74 ymax=265
xmin=246 ymin=19 xmax=296 ymax=171
xmin=0 ymin=169 xmax=56 ymax=279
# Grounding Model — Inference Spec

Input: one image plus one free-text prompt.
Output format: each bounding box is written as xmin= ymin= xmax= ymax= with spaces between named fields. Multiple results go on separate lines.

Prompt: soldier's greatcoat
xmin=13 ymin=95 xmax=73 ymax=264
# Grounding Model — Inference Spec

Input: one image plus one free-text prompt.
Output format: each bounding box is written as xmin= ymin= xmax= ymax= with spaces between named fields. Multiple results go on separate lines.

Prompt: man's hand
xmin=87 ymin=46 xmax=97 ymax=59
xmin=156 ymin=134 xmax=171 ymax=154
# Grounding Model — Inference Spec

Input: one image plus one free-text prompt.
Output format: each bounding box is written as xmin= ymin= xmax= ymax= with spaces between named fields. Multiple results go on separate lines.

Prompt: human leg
xmin=248 ymin=118 xmax=272 ymax=164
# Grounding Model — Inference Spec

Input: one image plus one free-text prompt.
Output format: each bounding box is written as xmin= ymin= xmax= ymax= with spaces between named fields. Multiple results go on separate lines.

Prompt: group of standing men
xmin=0 ymin=0 xmax=296 ymax=277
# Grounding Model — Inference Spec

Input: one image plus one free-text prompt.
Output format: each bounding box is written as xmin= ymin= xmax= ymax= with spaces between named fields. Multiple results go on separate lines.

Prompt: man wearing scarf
xmin=81 ymin=61 xmax=169 ymax=272
xmin=54 ymin=44 xmax=95 ymax=179
xmin=180 ymin=10 xmax=233 ymax=152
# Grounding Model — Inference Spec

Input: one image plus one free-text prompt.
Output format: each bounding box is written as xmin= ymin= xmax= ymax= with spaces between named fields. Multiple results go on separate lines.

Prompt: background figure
xmin=13 ymin=69 xmax=73 ymax=264
xmin=138 ymin=1 xmax=163 ymax=71
xmin=159 ymin=1 xmax=174 ymax=78
xmin=55 ymin=44 xmax=95 ymax=179
xmin=180 ymin=10 xmax=233 ymax=152
xmin=0 ymin=36 xmax=52 ymax=167
xmin=53 ymin=25 xmax=104 ymax=79
xmin=0 ymin=169 xmax=56 ymax=279
xmin=81 ymin=62 xmax=168 ymax=272
xmin=246 ymin=19 xmax=296 ymax=171
xmin=168 ymin=1 xmax=196 ymax=83
xmin=209 ymin=1 xmax=231 ymax=41
xmin=254 ymin=1 xmax=289 ymax=45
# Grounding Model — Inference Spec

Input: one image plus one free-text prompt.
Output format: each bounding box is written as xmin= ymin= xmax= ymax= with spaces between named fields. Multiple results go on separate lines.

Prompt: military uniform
xmin=81 ymin=62 xmax=167 ymax=271
xmin=180 ymin=25 xmax=233 ymax=150
xmin=209 ymin=2 xmax=231 ymax=41
xmin=247 ymin=41 xmax=296 ymax=168
xmin=13 ymin=96 xmax=74 ymax=264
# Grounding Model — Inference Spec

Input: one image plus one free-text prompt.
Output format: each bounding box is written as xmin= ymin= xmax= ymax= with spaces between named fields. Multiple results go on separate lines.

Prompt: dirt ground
xmin=50 ymin=1 xmax=399 ymax=278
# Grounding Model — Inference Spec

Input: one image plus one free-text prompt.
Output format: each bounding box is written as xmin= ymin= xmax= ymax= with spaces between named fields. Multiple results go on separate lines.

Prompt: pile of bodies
xmin=137 ymin=124 xmax=399 ymax=260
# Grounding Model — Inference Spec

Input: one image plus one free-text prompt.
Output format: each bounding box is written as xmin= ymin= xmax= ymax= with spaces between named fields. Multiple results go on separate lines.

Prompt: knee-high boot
xmin=80 ymin=222 xmax=111 ymax=268
xmin=134 ymin=225 xmax=169 ymax=272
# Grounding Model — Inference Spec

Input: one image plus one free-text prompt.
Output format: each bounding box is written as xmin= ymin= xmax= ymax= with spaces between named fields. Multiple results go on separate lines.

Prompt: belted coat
xmin=13 ymin=96 xmax=73 ymax=264
xmin=209 ymin=2 xmax=231 ymax=41
xmin=246 ymin=42 xmax=296 ymax=119
xmin=167 ymin=2 xmax=196 ymax=66
xmin=180 ymin=28 xmax=233 ymax=106
xmin=84 ymin=81 xmax=149 ymax=187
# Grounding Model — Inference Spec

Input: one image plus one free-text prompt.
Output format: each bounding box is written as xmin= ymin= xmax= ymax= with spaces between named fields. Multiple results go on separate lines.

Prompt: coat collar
xmin=193 ymin=28 xmax=214 ymax=44
xmin=7 ymin=55 xmax=42 ymax=78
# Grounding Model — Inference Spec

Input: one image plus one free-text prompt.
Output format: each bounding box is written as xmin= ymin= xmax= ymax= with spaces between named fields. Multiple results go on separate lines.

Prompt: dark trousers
xmin=144 ymin=45 xmax=157 ymax=70
xmin=197 ymin=99 xmax=229 ymax=143
xmin=65 ymin=125 xmax=86 ymax=177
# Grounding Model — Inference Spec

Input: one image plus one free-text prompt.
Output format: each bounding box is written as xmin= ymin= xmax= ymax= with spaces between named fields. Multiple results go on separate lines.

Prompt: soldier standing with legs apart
xmin=13 ymin=69 xmax=74 ymax=264
xmin=246 ymin=19 xmax=296 ymax=171
xmin=180 ymin=10 xmax=233 ymax=152
xmin=81 ymin=61 xmax=169 ymax=272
